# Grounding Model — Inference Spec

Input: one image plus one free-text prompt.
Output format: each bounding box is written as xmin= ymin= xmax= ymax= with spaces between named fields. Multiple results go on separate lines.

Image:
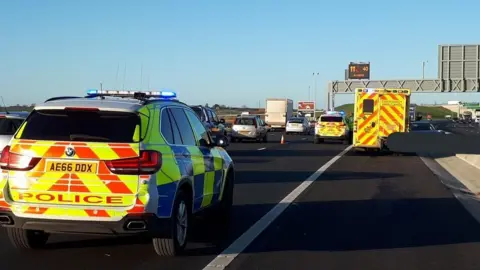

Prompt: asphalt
xmin=1 ymin=130 xmax=480 ymax=270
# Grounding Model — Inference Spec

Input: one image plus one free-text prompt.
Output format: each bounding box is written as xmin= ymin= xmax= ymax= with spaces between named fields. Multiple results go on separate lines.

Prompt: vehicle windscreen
xmin=191 ymin=107 xmax=205 ymax=121
xmin=235 ymin=118 xmax=255 ymax=125
xmin=288 ymin=118 xmax=303 ymax=123
xmin=320 ymin=116 xmax=343 ymax=123
xmin=19 ymin=110 xmax=140 ymax=142
xmin=411 ymin=124 xmax=432 ymax=131
xmin=0 ymin=118 xmax=24 ymax=135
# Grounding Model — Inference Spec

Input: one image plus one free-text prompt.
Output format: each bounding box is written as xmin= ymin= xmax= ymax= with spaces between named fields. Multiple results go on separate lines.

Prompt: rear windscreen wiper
xmin=70 ymin=134 xmax=109 ymax=142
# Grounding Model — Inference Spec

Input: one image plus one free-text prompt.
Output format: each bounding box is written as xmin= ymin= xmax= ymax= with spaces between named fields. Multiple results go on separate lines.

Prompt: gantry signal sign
xmin=297 ymin=101 xmax=315 ymax=111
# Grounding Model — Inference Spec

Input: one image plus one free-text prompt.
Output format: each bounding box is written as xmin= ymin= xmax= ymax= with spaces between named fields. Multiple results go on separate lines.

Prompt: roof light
xmin=86 ymin=89 xmax=177 ymax=99
xmin=326 ymin=111 xmax=340 ymax=115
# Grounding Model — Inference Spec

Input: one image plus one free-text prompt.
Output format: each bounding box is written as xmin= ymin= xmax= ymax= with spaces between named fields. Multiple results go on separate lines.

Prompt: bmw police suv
xmin=0 ymin=90 xmax=235 ymax=256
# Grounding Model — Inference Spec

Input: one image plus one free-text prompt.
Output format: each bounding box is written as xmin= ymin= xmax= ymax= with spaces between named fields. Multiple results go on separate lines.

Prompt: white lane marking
xmin=302 ymin=137 xmax=307 ymax=140
xmin=203 ymin=145 xmax=353 ymax=270
xmin=257 ymin=147 xmax=266 ymax=151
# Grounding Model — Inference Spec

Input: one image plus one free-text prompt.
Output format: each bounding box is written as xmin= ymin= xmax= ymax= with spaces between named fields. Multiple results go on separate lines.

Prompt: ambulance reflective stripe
xmin=355 ymin=92 xmax=380 ymax=146
xmin=379 ymin=94 xmax=406 ymax=137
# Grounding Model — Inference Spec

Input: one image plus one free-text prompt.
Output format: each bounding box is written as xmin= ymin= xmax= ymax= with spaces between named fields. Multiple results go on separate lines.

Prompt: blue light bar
xmin=86 ymin=89 xmax=177 ymax=99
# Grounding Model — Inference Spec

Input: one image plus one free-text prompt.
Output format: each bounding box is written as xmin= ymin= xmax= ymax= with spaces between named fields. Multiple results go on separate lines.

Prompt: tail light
xmin=0 ymin=146 xmax=41 ymax=171
xmin=105 ymin=150 xmax=162 ymax=175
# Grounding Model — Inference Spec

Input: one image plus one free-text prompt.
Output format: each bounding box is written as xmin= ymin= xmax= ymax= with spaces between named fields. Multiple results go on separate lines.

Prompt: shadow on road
xmin=2 ymin=196 xmax=477 ymax=265
xmin=235 ymin=170 xmax=403 ymax=184
xmin=228 ymin=149 xmax=344 ymax=157
xmin=244 ymin=197 xmax=480 ymax=254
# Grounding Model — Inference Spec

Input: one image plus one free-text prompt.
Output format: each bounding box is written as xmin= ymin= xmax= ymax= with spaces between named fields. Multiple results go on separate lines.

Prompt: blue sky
xmin=2 ymin=0 xmax=480 ymax=109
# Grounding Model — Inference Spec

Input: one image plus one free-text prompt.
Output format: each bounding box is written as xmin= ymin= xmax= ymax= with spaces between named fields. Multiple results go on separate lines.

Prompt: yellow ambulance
xmin=352 ymin=88 xmax=411 ymax=151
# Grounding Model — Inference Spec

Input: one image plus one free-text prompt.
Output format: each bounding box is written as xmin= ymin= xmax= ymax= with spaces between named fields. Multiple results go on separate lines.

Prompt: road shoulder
xmin=421 ymin=154 xmax=480 ymax=223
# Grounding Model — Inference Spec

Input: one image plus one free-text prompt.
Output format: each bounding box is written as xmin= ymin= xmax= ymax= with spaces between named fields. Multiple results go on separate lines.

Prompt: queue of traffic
xmin=0 ymin=87 xmax=450 ymax=258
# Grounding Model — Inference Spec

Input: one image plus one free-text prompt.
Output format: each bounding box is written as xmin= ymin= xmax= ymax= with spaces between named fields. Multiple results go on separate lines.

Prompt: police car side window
xmin=185 ymin=110 xmax=212 ymax=146
xmin=169 ymin=110 xmax=184 ymax=144
xmin=169 ymin=108 xmax=197 ymax=146
xmin=160 ymin=109 xmax=175 ymax=144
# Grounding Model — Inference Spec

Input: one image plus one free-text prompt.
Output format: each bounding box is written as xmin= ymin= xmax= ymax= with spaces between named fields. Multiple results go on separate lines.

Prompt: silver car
xmin=286 ymin=117 xmax=310 ymax=135
xmin=0 ymin=112 xmax=28 ymax=152
xmin=231 ymin=115 xmax=268 ymax=142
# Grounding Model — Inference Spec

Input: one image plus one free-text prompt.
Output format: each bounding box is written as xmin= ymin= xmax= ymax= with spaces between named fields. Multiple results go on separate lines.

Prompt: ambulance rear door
xmin=378 ymin=89 xmax=409 ymax=138
xmin=353 ymin=89 xmax=380 ymax=148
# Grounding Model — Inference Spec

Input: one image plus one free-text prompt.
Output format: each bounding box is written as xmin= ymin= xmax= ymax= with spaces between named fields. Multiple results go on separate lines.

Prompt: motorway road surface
xmin=2 ymin=131 xmax=480 ymax=269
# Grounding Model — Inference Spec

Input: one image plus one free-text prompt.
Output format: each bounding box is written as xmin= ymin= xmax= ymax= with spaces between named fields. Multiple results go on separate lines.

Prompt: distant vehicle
xmin=0 ymin=112 xmax=28 ymax=152
xmin=286 ymin=117 xmax=310 ymax=135
xmin=231 ymin=115 xmax=268 ymax=142
xmin=409 ymin=122 xmax=451 ymax=134
xmin=265 ymin=98 xmax=293 ymax=131
xmin=409 ymin=103 xmax=417 ymax=121
xmin=189 ymin=105 xmax=227 ymax=138
xmin=314 ymin=111 xmax=350 ymax=145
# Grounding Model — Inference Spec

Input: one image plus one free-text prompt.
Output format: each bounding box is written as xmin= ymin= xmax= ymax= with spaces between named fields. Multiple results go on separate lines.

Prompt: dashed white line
xmin=257 ymin=147 xmax=266 ymax=151
xmin=202 ymin=145 xmax=353 ymax=270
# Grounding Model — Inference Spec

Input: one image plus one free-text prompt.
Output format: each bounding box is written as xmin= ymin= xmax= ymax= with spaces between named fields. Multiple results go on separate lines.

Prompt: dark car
xmin=190 ymin=105 xmax=227 ymax=138
xmin=410 ymin=122 xmax=451 ymax=134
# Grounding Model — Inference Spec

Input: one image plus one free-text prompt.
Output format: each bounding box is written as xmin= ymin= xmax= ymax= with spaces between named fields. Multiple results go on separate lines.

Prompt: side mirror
xmin=214 ymin=135 xmax=229 ymax=148
xmin=220 ymin=118 xmax=225 ymax=124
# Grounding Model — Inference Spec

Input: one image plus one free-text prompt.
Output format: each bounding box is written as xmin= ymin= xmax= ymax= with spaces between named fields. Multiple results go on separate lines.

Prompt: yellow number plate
xmin=46 ymin=161 xmax=98 ymax=173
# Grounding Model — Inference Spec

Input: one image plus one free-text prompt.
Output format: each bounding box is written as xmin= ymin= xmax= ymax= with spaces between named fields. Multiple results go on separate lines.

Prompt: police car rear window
xmin=19 ymin=110 xmax=140 ymax=142
xmin=320 ymin=116 xmax=343 ymax=122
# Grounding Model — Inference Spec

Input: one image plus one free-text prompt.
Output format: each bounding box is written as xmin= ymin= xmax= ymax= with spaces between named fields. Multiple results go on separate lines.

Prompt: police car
xmin=314 ymin=111 xmax=351 ymax=144
xmin=0 ymin=90 xmax=235 ymax=256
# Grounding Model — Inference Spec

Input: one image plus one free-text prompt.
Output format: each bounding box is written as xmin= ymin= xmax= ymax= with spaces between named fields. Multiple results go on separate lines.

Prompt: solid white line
xmin=202 ymin=145 xmax=353 ymax=270
xmin=257 ymin=147 xmax=266 ymax=151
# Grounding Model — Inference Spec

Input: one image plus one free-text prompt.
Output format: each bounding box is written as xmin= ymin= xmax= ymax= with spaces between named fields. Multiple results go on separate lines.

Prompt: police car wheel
xmin=152 ymin=190 xmax=191 ymax=256
xmin=6 ymin=228 xmax=49 ymax=250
